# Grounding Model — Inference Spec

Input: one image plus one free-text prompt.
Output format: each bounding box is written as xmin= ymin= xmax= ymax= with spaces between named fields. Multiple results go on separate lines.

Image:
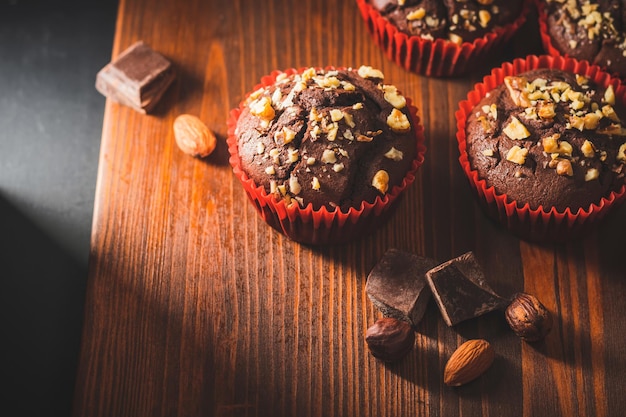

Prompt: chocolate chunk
xmin=96 ymin=41 xmax=175 ymax=114
xmin=366 ymin=249 xmax=438 ymax=326
xmin=425 ymin=251 xmax=508 ymax=326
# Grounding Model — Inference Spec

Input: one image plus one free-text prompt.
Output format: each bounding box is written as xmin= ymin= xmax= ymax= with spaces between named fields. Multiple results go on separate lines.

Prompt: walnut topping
xmin=504 ymin=76 xmax=531 ymax=107
xmin=357 ymin=134 xmax=373 ymax=142
xmin=382 ymin=85 xmax=407 ymax=109
xmin=256 ymin=142 xmax=265 ymax=155
xmin=537 ymin=102 xmax=556 ymax=119
xmin=482 ymin=149 xmax=494 ymax=157
xmin=583 ymin=112 xmax=602 ymax=130
xmin=618 ymin=143 xmax=626 ymax=161
xmin=449 ymin=33 xmax=463 ymax=45
xmin=265 ymin=166 xmax=276 ymax=175
xmin=289 ymin=175 xmax=301 ymax=195
xmin=306 ymin=157 xmax=316 ymax=165
xmin=321 ymin=149 xmax=337 ymax=164
xmin=309 ymin=107 xmax=323 ymax=122
xmin=352 ymin=103 xmax=364 ymax=110
xmin=478 ymin=10 xmax=491 ymax=28
xmin=274 ymin=126 xmax=297 ymax=144
xmin=384 ymin=147 xmax=404 ymax=161
xmin=604 ymin=85 xmax=616 ymax=106
xmin=556 ymin=159 xmax=573 ymax=176
xmin=287 ymin=147 xmax=299 ymax=163
xmin=330 ymin=109 xmax=344 ymax=122
xmin=342 ymin=81 xmax=356 ymax=91
xmin=311 ymin=176 xmax=321 ymax=190
xmin=333 ymin=163 xmax=345 ymax=172
xmin=482 ymin=103 xmax=497 ymax=119
xmin=506 ymin=145 xmax=528 ymax=165
xmin=477 ymin=0 xmax=493 ymax=4
xmin=585 ymin=168 xmax=599 ymax=181
xmin=249 ymin=97 xmax=275 ymax=120
xmin=301 ymin=67 xmax=316 ymax=81
xmin=326 ymin=124 xmax=339 ymax=141
xmin=314 ymin=75 xmax=341 ymax=89
xmin=343 ymin=112 xmax=356 ymax=128
xmin=597 ymin=123 xmax=626 ymax=135
xmin=406 ymin=8 xmax=426 ymax=20
xmin=372 ymin=170 xmax=389 ymax=194
xmin=602 ymin=105 xmax=620 ymax=122
xmin=503 ymin=117 xmax=531 ymax=140
xmin=387 ymin=108 xmax=411 ymax=132
xmin=358 ymin=65 xmax=384 ymax=80
xmin=269 ymin=148 xmax=281 ymax=164
xmin=343 ymin=130 xmax=354 ymax=140
xmin=568 ymin=115 xmax=585 ymax=131
xmin=581 ymin=140 xmax=596 ymax=158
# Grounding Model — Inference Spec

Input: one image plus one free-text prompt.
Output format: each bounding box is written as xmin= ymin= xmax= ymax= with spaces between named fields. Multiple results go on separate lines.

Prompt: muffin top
xmin=368 ymin=0 xmax=524 ymax=44
xmin=542 ymin=0 xmax=626 ymax=77
xmin=465 ymin=68 xmax=626 ymax=211
xmin=234 ymin=66 xmax=418 ymax=211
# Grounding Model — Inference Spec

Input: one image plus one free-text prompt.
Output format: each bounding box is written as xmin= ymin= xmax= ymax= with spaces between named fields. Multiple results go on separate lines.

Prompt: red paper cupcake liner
xmin=355 ymin=0 xmax=531 ymax=77
xmin=456 ymin=54 xmax=626 ymax=242
xmin=227 ymin=67 xmax=427 ymax=245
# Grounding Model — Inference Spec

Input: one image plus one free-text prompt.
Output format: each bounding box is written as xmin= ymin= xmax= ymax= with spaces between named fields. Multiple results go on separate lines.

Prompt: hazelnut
xmin=365 ymin=317 xmax=415 ymax=362
xmin=505 ymin=293 xmax=553 ymax=342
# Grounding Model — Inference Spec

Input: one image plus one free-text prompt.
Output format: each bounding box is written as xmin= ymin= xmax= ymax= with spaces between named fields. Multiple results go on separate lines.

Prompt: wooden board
xmin=72 ymin=0 xmax=626 ymax=416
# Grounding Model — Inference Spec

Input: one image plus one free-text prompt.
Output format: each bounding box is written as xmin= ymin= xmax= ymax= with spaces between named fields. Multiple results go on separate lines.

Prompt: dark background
xmin=0 ymin=1 xmax=118 ymax=415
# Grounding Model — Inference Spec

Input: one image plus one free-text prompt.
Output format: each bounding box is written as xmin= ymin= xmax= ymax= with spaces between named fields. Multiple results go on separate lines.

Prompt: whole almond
xmin=444 ymin=339 xmax=495 ymax=386
xmin=173 ymin=114 xmax=216 ymax=157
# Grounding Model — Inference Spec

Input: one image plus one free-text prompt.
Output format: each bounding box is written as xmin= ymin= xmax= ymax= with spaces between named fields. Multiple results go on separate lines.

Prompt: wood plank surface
xmin=72 ymin=0 xmax=626 ymax=416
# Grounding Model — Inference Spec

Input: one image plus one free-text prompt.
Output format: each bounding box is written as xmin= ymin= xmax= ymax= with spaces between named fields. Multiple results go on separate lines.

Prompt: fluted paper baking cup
xmin=456 ymin=55 xmax=626 ymax=241
xmin=356 ymin=0 xmax=530 ymax=77
xmin=227 ymin=67 xmax=427 ymax=245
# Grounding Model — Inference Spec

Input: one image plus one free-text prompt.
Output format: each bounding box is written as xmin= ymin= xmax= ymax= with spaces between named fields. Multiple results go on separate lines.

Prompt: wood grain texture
xmin=72 ymin=0 xmax=626 ymax=416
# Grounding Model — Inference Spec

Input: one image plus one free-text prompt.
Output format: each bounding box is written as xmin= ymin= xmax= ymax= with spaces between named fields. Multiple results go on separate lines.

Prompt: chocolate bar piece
xmin=426 ymin=251 xmax=508 ymax=326
xmin=366 ymin=249 xmax=438 ymax=326
xmin=96 ymin=41 xmax=175 ymax=113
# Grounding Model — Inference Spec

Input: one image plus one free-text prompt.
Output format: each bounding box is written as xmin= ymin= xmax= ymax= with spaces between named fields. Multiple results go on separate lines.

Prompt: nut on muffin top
xmin=234 ymin=66 xmax=418 ymax=211
xmin=368 ymin=0 xmax=524 ymax=44
xmin=466 ymin=68 xmax=626 ymax=211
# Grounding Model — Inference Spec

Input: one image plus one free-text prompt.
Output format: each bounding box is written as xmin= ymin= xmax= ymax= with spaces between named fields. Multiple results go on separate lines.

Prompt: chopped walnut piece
xmin=311 ymin=176 xmax=321 ymax=190
xmin=477 ymin=0 xmax=493 ymax=4
xmin=333 ymin=163 xmax=345 ymax=172
xmin=568 ymin=115 xmax=585 ymax=131
xmin=387 ymin=108 xmax=411 ymax=132
xmin=357 ymin=134 xmax=373 ymax=142
xmin=449 ymin=33 xmax=463 ymax=45
xmin=256 ymin=143 xmax=265 ymax=155
xmin=506 ymin=145 xmax=528 ymax=165
xmin=249 ymin=96 xmax=275 ymax=120
xmin=537 ymin=102 xmax=556 ymax=119
xmin=542 ymin=134 xmax=559 ymax=153
xmin=583 ymin=112 xmax=601 ymax=130
xmin=602 ymin=105 xmax=621 ymax=122
xmin=504 ymin=76 xmax=531 ymax=107
xmin=585 ymin=168 xmax=599 ymax=181
xmin=482 ymin=149 xmax=494 ymax=157
xmin=503 ymin=117 xmax=531 ymax=140
xmin=372 ymin=170 xmax=389 ymax=194
xmin=306 ymin=157 xmax=316 ymax=165
xmin=581 ymin=140 xmax=596 ymax=158
xmin=265 ymin=166 xmax=276 ymax=175
xmin=406 ymin=8 xmax=426 ymax=20
xmin=358 ymin=65 xmax=384 ymax=80
xmin=478 ymin=10 xmax=491 ymax=28
xmin=321 ymin=149 xmax=337 ymax=164
xmin=618 ymin=143 xmax=626 ymax=161
xmin=384 ymin=147 xmax=404 ymax=161
xmin=604 ymin=85 xmax=616 ymax=105
xmin=330 ymin=109 xmax=344 ymax=122
xmin=382 ymin=85 xmax=407 ymax=109
xmin=289 ymin=175 xmax=301 ymax=195
xmin=556 ymin=159 xmax=573 ymax=176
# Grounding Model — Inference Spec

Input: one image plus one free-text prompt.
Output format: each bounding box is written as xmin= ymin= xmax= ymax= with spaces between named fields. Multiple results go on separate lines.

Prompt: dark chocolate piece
xmin=426 ymin=251 xmax=507 ymax=326
xmin=366 ymin=249 xmax=438 ymax=326
xmin=95 ymin=41 xmax=175 ymax=113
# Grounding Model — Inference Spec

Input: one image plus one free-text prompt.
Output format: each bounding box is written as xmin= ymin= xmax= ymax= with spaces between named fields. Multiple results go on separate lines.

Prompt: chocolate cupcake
xmin=538 ymin=0 xmax=626 ymax=78
xmin=356 ymin=0 xmax=529 ymax=77
xmin=457 ymin=55 xmax=626 ymax=241
xmin=227 ymin=66 xmax=426 ymax=245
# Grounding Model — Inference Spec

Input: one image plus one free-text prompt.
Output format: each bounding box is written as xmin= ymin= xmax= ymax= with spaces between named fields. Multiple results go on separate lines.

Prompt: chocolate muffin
xmin=234 ymin=66 xmax=419 ymax=211
xmin=368 ymin=0 xmax=524 ymax=45
xmin=539 ymin=0 xmax=626 ymax=77
xmin=465 ymin=68 xmax=626 ymax=211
